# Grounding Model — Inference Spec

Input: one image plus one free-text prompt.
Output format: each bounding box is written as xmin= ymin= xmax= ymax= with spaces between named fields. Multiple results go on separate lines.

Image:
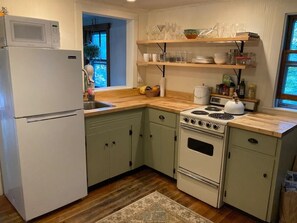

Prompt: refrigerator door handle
xmin=26 ymin=110 xmax=78 ymax=123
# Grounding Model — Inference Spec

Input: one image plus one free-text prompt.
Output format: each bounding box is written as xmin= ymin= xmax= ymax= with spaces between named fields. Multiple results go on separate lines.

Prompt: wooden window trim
xmin=276 ymin=15 xmax=297 ymax=105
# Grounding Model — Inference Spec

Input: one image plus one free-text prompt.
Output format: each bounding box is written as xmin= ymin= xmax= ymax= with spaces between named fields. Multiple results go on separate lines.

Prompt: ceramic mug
xmin=152 ymin=54 xmax=158 ymax=62
xmin=143 ymin=53 xmax=151 ymax=62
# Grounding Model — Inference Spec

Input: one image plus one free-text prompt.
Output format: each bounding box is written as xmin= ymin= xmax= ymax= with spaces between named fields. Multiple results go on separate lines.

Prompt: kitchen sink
xmin=83 ymin=101 xmax=115 ymax=110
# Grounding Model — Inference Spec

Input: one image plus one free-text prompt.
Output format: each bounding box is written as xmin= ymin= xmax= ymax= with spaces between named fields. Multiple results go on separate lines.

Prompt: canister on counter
xmin=247 ymin=84 xmax=256 ymax=99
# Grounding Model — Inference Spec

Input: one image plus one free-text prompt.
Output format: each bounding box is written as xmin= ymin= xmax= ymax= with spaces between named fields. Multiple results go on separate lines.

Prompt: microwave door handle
xmin=26 ymin=111 xmax=77 ymax=123
xmin=180 ymin=124 xmax=224 ymax=139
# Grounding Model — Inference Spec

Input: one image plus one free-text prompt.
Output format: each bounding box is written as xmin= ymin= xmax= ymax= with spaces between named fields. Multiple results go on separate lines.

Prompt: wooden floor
xmin=0 ymin=167 xmax=260 ymax=223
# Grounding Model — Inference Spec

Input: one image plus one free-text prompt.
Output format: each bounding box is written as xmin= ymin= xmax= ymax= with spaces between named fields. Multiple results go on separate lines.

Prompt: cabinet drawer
xmin=148 ymin=109 xmax=176 ymax=128
xmin=229 ymin=128 xmax=277 ymax=156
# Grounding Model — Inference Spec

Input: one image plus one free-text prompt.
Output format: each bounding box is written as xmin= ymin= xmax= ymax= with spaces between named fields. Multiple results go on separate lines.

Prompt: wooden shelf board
xmin=136 ymin=36 xmax=259 ymax=45
xmin=137 ymin=61 xmax=246 ymax=69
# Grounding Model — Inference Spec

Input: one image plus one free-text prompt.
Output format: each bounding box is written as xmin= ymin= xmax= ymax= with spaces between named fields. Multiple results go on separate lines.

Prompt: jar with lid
xmin=227 ymin=49 xmax=240 ymax=65
xmin=247 ymin=84 xmax=256 ymax=99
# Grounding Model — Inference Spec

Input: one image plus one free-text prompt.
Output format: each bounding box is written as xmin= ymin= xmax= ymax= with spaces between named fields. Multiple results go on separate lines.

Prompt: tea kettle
xmin=224 ymin=92 xmax=245 ymax=115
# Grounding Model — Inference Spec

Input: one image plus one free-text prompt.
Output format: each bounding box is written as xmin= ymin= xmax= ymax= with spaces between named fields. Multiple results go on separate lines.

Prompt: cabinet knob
xmin=263 ymin=173 xmax=267 ymax=178
xmin=112 ymin=141 xmax=116 ymax=145
xmin=248 ymin=138 xmax=258 ymax=144
xmin=159 ymin=115 xmax=165 ymax=120
xmin=105 ymin=143 xmax=109 ymax=147
xmin=150 ymin=134 xmax=152 ymax=138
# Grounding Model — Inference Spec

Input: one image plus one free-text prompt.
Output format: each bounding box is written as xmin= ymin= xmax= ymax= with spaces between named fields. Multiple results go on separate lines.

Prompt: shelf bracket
xmin=157 ymin=43 xmax=164 ymax=52
xmin=234 ymin=40 xmax=245 ymax=53
xmin=233 ymin=69 xmax=242 ymax=86
xmin=155 ymin=43 xmax=166 ymax=77
xmin=155 ymin=65 xmax=166 ymax=77
xmin=233 ymin=40 xmax=245 ymax=85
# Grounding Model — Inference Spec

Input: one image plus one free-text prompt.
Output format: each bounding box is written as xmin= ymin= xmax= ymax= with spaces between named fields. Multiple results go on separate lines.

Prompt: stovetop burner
xmin=205 ymin=106 xmax=222 ymax=112
xmin=208 ymin=113 xmax=234 ymax=120
xmin=191 ymin=110 xmax=209 ymax=115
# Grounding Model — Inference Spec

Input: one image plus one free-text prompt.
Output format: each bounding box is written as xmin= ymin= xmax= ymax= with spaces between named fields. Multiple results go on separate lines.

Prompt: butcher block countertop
xmin=84 ymin=89 xmax=297 ymax=138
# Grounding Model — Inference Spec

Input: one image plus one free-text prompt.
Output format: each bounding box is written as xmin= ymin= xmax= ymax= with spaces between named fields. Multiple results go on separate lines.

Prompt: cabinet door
xmin=109 ymin=125 xmax=132 ymax=178
xmin=224 ymin=146 xmax=274 ymax=220
xmin=147 ymin=122 xmax=175 ymax=177
xmin=86 ymin=131 xmax=109 ymax=187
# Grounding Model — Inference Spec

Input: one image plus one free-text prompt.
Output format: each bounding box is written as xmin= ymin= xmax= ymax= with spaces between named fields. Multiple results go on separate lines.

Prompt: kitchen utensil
xmin=224 ymin=93 xmax=245 ymax=115
xmin=194 ymin=85 xmax=210 ymax=105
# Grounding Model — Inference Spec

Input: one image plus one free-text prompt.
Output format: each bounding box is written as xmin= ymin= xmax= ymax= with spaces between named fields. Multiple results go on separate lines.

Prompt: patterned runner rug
xmin=96 ymin=191 xmax=213 ymax=223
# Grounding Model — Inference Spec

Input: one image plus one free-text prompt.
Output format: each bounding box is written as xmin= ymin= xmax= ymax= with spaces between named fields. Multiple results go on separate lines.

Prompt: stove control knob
xmin=191 ymin=119 xmax=196 ymax=124
xmin=183 ymin=117 xmax=189 ymax=123
xmin=213 ymin=124 xmax=220 ymax=130
xmin=206 ymin=122 xmax=211 ymax=128
xmin=198 ymin=120 xmax=203 ymax=126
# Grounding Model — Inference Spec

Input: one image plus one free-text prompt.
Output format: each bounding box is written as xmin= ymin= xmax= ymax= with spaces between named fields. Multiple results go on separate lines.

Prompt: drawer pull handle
xmin=248 ymin=138 xmax=258 ymax=144
xmin=159 ymin=115 xmax=165 ymax=120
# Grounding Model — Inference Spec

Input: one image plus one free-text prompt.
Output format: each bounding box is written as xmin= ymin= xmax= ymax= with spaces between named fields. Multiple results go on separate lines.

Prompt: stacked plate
xmin=192 ymin=56 xmax=214 ymax=64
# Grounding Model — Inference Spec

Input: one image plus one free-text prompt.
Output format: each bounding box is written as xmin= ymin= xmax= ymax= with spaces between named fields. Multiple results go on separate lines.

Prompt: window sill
xmin=93 ymin=86 xmax=132 ymax=92
xmin=262 ymin=106 xmax=297 ymax=118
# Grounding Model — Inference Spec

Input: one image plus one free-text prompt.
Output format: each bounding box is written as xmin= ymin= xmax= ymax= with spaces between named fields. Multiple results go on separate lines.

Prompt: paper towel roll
xmin=160 ymin=77 xmax=166 ymax=97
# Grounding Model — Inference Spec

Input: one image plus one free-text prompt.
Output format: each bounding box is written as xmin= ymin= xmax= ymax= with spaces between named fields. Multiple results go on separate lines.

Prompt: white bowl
xmin=214 ymin=57 xmax=227 ymax=64
xmin=214 ymin=52 xmax=227 ymax=58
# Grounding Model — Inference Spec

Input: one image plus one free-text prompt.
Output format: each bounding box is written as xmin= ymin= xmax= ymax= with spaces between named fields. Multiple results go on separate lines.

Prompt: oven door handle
xmin=178 ymin=168 xmax=219 ymax=189
xmin=180 ymin=124 xmax=224 ymax=139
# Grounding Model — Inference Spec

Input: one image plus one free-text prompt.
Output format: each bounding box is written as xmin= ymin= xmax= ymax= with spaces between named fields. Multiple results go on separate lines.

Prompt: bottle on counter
xmin=238 ymin=79 xmax=246 ymax=99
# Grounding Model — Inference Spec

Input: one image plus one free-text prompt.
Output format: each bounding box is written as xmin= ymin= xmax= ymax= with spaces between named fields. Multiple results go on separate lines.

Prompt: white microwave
xmin=0 ymin=15 xmax=60 ymax=48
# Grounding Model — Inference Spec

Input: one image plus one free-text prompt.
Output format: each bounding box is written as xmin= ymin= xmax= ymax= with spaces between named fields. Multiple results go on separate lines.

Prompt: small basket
xmin=145 ymin=89 xmax=160 ymax=97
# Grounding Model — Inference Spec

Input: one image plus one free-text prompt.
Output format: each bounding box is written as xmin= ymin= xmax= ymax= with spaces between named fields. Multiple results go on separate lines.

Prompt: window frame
xmin=276 ymin=14 xmax=297 ymax=108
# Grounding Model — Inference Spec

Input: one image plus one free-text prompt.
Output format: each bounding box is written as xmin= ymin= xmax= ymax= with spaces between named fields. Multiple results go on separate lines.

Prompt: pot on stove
xmin=224 ymin=93 xmax=245 ymax=115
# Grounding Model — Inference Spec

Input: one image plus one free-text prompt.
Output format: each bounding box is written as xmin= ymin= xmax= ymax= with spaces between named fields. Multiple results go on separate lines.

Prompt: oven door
xmin=178 ymin=124 xmax=226 ymax=183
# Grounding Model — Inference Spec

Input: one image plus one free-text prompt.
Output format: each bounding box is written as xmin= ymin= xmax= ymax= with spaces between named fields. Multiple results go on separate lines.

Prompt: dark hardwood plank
xmin=0 ymin=167 xmax=259 ymax=223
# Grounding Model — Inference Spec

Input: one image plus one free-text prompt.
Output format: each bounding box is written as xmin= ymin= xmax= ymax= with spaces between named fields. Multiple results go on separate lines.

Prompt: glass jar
xmin=248 ymin=84 xmax=256 ymax=99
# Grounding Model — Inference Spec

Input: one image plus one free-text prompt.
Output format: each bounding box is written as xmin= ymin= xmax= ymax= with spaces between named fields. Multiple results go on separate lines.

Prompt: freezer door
xmin=15 ymin=110 xmax=87 ymax=220
xmin=7 ymin=47 xmax=83 ymax=117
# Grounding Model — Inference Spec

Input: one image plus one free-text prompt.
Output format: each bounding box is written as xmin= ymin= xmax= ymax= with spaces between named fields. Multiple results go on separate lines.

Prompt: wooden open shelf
xmin=136 ymin=36 xmax=259 ymax=45
xmin=137 ymin=61 xmax=247 ymax=70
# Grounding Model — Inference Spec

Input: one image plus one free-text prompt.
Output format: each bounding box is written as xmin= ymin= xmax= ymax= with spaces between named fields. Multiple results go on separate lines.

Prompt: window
xmin=276 ymin=14 xmax=297 ymax=109
xmin=83 ymin=23 xmax=111 ymax=88
xmin=83 ymin=14 xmax=127 ymax=88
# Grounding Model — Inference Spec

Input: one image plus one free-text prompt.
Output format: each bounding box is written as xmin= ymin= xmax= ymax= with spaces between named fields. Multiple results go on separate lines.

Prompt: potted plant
xmin=83 ymin=43 xmax=99 ymax=62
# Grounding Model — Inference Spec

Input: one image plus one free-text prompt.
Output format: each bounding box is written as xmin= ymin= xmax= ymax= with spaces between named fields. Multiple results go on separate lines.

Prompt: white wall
xmin=139 ymin=0 xmax=297 ymax=115
xmin=0 ymin=0 xmax=140 ymax=87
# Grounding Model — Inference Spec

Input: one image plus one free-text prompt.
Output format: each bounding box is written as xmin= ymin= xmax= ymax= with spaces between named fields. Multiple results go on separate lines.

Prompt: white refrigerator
xmin=0 ymin=47 xmax=87 ymax=221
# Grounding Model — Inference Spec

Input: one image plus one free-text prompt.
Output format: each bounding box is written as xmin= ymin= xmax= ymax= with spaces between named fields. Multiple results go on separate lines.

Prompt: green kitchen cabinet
xmin=85 ymin=109 xmax=144 ymax=187
xmin=224 ymin=127 xmax=297 ymax=222
xmin=144 ymin=108 xmax=179 ymax=178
